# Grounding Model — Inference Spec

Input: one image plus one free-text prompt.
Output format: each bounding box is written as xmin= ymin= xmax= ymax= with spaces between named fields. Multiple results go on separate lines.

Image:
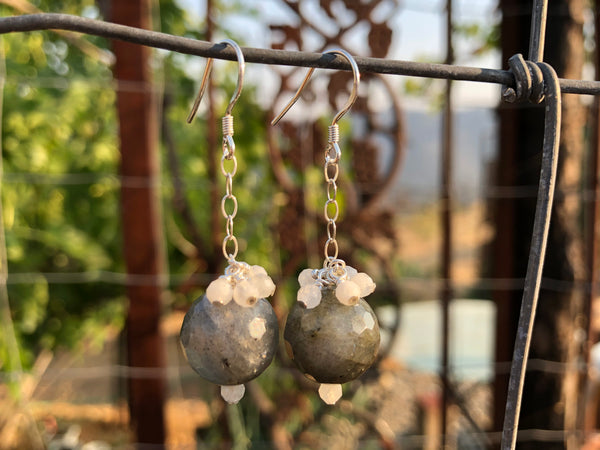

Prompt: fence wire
xmin=0 ymin=3 xmax=596 ymax=449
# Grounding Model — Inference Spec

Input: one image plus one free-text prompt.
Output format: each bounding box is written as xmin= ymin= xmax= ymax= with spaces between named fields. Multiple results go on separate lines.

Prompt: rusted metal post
xmin=111 ymin=0 xmax=167 ymax=447
xmin=528 ymin=0 xmax=548 ymax=62
xmin=440 ymin=0 xmax=453 ymax=446
xmin=583 ymin=1 xmax=600 ymax=433
xmin=493 ymin=0 xmax=536 ymax=435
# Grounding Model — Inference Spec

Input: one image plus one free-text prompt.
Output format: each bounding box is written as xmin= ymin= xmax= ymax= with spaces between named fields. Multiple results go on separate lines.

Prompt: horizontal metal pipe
xmin=0 ymin=13 xmax=599 ymax=95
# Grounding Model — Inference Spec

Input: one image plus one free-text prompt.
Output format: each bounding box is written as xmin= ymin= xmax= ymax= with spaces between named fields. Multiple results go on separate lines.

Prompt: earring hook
xmin=271 ymin=49 xmax=360 ymax=126
xmin=187 ymin=39 xmax=246 ymax=123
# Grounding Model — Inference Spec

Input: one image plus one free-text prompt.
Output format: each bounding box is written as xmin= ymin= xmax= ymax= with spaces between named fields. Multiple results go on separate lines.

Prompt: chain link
xmin=220 ymin=114 xmax=239 ymax=261
xmin=323 ymin=124 xmax=341 ymax=262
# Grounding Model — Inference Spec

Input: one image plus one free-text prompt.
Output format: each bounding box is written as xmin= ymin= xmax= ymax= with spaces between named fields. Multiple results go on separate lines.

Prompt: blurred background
xmin=0 ymin=0 xmax=598 ymax=448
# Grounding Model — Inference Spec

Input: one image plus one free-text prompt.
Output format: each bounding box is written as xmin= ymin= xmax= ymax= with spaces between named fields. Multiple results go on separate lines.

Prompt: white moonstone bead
xmin=345 ymin=266 xmax=358 ymax=278
xmin=251 ymin=265 xmax=268 ymax=278
xmin=318 ymin=383 xmax=342 ymax=405
xmin=221 ymin=384 xmax=245 ymax=404
xmin=233 ymin=279 xmax=259 ymax=307
xmin=335 ymin=280 xmax=360 ymax=306
xmin=297 ymin=284 xmax=322 ymax=309
xmin=252 ymin=274 xmax=276 ymax=298
xmin=298 ymin=268 xmax=315 ymax=287
xmin=206 ymin=277 xmax=233 ymax=304
xmin=351 ymin=272 xmax=376 ymax=297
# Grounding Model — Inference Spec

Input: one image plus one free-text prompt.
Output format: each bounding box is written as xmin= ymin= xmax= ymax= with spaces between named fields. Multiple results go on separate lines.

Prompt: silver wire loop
xmin=221 ymin=193 xmax=238 ymax=218
xmin=271 ymin=49 xmax=360 ymax=127
xmin=187 ymin=39 xmax=246 ymax=123
xmin=313 ymin=258 xmax=347 ymax=288
xmin=222 ymin=235 xmax=239 ymax=262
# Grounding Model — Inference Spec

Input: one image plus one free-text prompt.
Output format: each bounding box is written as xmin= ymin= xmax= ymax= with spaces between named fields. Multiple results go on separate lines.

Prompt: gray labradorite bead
xmin=284 ymin=288 xmax=380 ymax=384
xmin=180 ymin=295 xmax=279 ymax=385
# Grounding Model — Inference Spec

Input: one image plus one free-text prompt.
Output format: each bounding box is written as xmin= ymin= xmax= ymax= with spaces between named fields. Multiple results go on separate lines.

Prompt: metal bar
xmin=500 ymin=62 xmax=562 ymax=450
xmin=528 ymin=0 xmax=548 ymax=62
xmin=440 ymin=0 xmax=453 ymax=446
xmin=0 ymin=13 xmax=599 ymax=94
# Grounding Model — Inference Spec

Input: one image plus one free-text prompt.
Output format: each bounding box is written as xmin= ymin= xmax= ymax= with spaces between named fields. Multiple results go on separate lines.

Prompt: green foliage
xmin=0 ymin=0 xmax=279 ymax=373
xmin=455 ymin=22 xmax=500 ymax=56
xmin=0 ymin=1 xmax=389 ymax=446
xmin=0 ymin=2 xmax=121 ymax=369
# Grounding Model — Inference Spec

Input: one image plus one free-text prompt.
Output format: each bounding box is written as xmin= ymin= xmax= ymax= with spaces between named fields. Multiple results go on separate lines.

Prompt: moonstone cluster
xmin=206 ymin=264 xmax=276 ymax=307
xmin=180 ymin=262 xmax=278 ymax=404
xmin=297 ymin=266 xmax=376 ymax=308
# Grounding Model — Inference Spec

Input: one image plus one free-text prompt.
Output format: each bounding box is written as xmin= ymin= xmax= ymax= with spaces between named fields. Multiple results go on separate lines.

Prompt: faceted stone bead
xmin=298 ymin=268 xmax=316 ymax=287
xmin=284 ymin=288 xmax=380 ymax=384
xmin=335 ymin=280 xmax=360 ymax=306
xmin=206 ymin=277 xmax=233 ymax=304
xmin=318 ymin=383 xmax=343 ymax=405
xmin=233 ymin=279 xmax=259 ymax=307
xmin=221 ymin=384 xmax=245 ymax=404
xmin=251 ymin=265 xmax=268 ymax=278
xmin=345 ymin=266 xmax=358 ymax=278
xmin=180 ymin=294 xmax=278 ymax=385
xmin=297 ymin=284 xmax=322 ymax=309
xmin=252 ymin=274 xmax=276 ymax=298
xmin=350 ymin=272 xmax=376 ymax=297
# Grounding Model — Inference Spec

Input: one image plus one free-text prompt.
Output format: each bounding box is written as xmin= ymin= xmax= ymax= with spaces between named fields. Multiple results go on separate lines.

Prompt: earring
xmin=272 ymin=49 xmax=379 ymax=405
xmin=180 ymin=40 xmax=278 ymax=404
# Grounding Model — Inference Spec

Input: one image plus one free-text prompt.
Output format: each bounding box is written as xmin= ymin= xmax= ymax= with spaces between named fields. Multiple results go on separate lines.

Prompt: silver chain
xmin=220 ymin=114 xmax=238 ymax=262
xmin=324 ymin=124 xmax=341 ymax=264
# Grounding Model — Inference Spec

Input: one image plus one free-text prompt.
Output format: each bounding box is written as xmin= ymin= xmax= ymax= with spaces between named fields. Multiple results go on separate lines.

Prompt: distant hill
xmin=381 ymin=107 xmax=497 ymax=207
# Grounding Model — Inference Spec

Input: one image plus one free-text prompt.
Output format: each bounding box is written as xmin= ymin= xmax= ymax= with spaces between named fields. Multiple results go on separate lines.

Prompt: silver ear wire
xmin=187 ymin=38 xmax=245 ymax=123
xmin=271 ymin=48 xmax=360 ymax=126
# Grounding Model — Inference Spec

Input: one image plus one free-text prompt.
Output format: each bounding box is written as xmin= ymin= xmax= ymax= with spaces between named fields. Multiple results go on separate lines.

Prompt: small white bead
xmin=318 ymin=383 xmax=342 ymax=405
xmin=350 ymin=272 xmax=376 ymax=297
xmin=252 ymin=274 xmax=276 ymax=298
xmin=250 ymin=265 xmax=268 ymax=277
xmin=221 ymin=384 xmax=245 ymax=404
xmin=345 ymin=266 xmax=358 ymax=278
xmin=335 ymin=280 xmax=360 ymax=306
xmin=233 ymin=279 xmax=259 ymax=307
xmin=298 ymin=268 xmax=315 ymax=287
xmin=206 ymin=278 xmax=233 ymax=304
xmin=297 ymin=284 xmax=321 ymax=309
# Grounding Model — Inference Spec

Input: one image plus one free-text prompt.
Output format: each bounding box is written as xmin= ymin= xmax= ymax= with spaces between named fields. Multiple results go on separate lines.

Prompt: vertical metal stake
xmin=528 ymin=0 xmax=548 ymax=62
xmin=440 ymin=0 xmax=453 ymax=447
xmin=500 ymin=62 xmax=562 ymax=450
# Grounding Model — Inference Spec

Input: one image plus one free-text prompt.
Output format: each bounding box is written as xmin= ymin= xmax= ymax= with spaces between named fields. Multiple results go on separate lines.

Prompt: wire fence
xmin=0 ymin=2 xmax=597 ymax=449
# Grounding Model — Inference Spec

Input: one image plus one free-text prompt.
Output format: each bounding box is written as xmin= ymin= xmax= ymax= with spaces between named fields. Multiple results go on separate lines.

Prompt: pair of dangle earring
xmin=273 ymin=50 xmax=380 ymax=405
xmin=180 ymin=40 xmax=278 ymax=404
xmin=180 ymin=45 xmax=379 ymax=406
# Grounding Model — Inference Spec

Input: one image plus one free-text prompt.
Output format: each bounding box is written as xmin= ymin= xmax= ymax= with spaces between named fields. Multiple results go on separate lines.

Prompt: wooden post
xmin=111 ymin=0 xmax=166 ymax=446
